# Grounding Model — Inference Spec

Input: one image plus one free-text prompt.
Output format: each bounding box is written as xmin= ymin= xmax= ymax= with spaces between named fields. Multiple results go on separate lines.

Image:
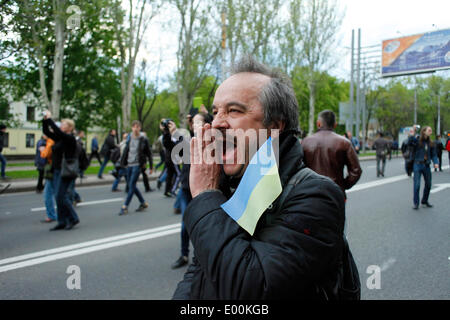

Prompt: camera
xmin=161 ymin=118 xmax=173 ymax=130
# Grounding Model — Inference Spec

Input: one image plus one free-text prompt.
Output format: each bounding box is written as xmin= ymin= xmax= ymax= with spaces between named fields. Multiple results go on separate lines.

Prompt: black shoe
xmin=98 ymin=175 xmax=103 ymax=179
xmin=174 ymin=208 xmax=181 ymax=214
xmin=412 ymin=204 xmax=419 ymax=210
xmin=164 ymin=192 xmax=173 ymax=197
xmin=65 ymin=220 xmax=79 ymax=230
xmin=171 ymin=256 xmax=188 ymax=269
xmin=157 ymin=180 xmax=162 ymax=190
xmin=421 ymin=202 xmax=433 ymax=208
xmin=50 ymin=224 xmax=66 ymax=231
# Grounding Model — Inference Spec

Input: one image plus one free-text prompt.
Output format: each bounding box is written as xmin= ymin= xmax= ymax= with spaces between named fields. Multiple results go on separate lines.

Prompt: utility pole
xmin=414 ymin=76 xmax=417 ymax=124
xmin=349 ymin=29 xmax=354 ymax=135
xmin=362 ymin=69 xmax=366 ymax=152
xmin=437 ymin=92 xmax=441 ymax=136
xmin=356 ymin=28 xmax=361 ymax=141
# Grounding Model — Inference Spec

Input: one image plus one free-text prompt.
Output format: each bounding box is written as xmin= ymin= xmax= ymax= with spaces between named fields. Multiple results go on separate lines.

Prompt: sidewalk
xmin=1 ymin=172 xmax=160 ymax=194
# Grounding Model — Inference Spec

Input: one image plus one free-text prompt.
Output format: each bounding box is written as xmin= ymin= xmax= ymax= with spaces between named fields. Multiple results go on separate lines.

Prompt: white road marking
xmin=30 ymin=198 xmax=124 ymax=212
xmin=0 ymin=223 xmax=181 ymax=266
xmin=430 ymin=183 xmax=450 ymax=194
xmin=0 ymin=224 xmax=181 ymax=273
xmin=347 ymin=175 xmax=409 ymax=193
xmin=380 ymin=257 xmax=396 ymax=272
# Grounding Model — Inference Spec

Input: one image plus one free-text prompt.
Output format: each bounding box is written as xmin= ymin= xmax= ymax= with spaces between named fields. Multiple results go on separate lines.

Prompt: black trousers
xmin=89 ymin=150 xmax=102 ymax=164
xmin=36 ymin=168 xmax=45 ymax=191
xmin=141 ymin=167 xmax=150 ymax=191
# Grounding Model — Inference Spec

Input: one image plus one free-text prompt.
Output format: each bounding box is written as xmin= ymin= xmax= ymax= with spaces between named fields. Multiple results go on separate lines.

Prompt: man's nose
xmin=212 ymin=111 xmax=230 ymax=129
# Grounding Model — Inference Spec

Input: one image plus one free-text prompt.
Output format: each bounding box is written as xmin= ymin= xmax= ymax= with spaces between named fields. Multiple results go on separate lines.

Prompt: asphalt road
xmin=0 ymin=157 xmax=449 ymax=300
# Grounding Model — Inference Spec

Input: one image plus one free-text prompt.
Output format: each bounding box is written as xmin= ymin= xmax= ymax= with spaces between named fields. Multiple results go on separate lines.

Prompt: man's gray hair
xmin=230 ymin=55 xmax=299 ymax=132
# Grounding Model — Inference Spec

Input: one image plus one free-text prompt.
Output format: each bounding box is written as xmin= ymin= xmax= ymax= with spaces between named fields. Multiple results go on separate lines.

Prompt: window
xmin=3 ymin=132 xmax=8 ymax=148
xmin=26 ymin=106 xmax=35 ymax=122
xmin=26 ymin=133 xmax=35 ymax=148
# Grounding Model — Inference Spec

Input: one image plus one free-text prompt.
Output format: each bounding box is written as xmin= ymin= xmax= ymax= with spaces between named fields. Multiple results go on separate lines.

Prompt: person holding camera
xmin=42 ymin=111 xmax=80 ymax=231
xmin=161 ymin=118 xmax=181 ymax=197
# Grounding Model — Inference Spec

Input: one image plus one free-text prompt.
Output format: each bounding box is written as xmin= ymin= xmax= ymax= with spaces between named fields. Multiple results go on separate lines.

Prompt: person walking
xmin=35 ymin=135 xmax=47 ymax=193
xmin=434 ymin=135 xmax=444 ymax=172
xmin=408 ymin=126 xmax=439 ymax=210
xmin=88 ymin=135 xmax=102 ymax=165
xmin=401 ymin=127 xmax=417 ymax=177
xmin=40 ymin=136 xmax=57 ymax=223
xmin=171 ymin=112 xmax=213 ymax=269
xmin=161 ymin=119 xmax=181 ymax=197
xmin=373 ymin=132 xmax=390 ymax=178
xmin=302 ymin=110 xmax=362 ymax=197
xmin=0 ymin=123 xmax=9 ymax=180
xmin=98 ymin=129 xmax=117 ymax=179
xmin=446 ymin=133 xmax=450 ymax=168
xmin=42 ymin=111 xmax=80 ymax=230
xmin=118 ymin=120 xmax=151 ymax=215
xmin=111 ymin=133 xmax=128 ymax=192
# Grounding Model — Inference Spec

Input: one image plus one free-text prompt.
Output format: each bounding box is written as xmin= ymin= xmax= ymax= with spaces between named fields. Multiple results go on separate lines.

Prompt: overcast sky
xmin=137 ymin=0 xmax=450 ymax=85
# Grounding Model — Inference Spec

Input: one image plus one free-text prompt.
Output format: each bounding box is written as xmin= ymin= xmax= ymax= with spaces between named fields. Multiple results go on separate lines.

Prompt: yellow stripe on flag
xmin=236 ymin=165 xmax=282 ymax=235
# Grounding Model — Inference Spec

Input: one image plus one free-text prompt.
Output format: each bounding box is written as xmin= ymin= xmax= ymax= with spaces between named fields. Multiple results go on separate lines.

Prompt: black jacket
xmin=100 ymin=134 xmax=117 ymax=157
xmin=120 ymin=134 xmax=153 ymax=169
xmin=173 ymin=133 xmax=346 ymax=299
xmin=42 ymin=119 xmax=76 ymax=170
xmin=0 ymin=131 xmax=4 ymax=153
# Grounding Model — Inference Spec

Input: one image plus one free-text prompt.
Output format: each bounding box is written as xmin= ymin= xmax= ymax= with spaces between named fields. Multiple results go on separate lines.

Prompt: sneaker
xmin=119 ymin=206 xmax=128 ymax=216
xmin=136 ymin=202 xmax=149 ymax=212
xmin=112 ymin=189 xmax=122 ymax=192
xmin=171 ymin=256 xmax=188 ymax=269
xmin=412 ymin=204 xmax=419 ymax=210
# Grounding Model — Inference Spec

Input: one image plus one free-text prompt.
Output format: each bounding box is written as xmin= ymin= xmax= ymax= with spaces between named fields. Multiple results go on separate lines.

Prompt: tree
xmin=111 ymin=0 xmax=160 ymax=131
xmin=298 ymin=0 xmax=344 ymax=135
xmin=171 ymin=0 xmax=220 ymax=127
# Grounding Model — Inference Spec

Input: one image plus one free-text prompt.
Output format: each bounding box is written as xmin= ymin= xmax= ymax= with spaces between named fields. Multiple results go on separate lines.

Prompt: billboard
xmin=381 ymin=28 xmax=450 ymax=77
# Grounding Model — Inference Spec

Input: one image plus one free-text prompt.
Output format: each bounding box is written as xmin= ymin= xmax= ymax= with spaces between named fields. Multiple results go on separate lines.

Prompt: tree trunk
xmin=51 ymin=0 xmax=66 ymax=120
xmin=308 ymin=81 xmax=316 ymax=135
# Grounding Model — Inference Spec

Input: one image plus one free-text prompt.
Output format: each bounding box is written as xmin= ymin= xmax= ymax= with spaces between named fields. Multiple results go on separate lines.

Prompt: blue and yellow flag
xmin=221 ymin=137 xmax=282 ymax=235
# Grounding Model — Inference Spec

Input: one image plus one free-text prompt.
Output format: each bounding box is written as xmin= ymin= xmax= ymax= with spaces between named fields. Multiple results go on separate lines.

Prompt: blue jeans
xmin=177 ymin=188 xmax=192 ymax=257
xmin=98 ymin=154 xmax=110 ymax=177
xmin=124 ymin=165 xmax=145 ymax=207
xmin=413 ymin=163 xmax=432 ymax=206
xmin=44 ymin=177 xmax=57 ymax=220
xmin=0 ymin=153 xmax=6 ymax=178
xmin=112 ymin=167 xmax=127 ymax=191
xmin=55 ymin=176 xmax=79 ymax=225
xmin=68 ymin=179 xmax=81 ymax=202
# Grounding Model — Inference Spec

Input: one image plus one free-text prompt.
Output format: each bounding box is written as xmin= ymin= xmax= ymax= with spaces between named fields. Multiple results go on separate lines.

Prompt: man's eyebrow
xmin=211 ymin=102 xmax=248 ymax=111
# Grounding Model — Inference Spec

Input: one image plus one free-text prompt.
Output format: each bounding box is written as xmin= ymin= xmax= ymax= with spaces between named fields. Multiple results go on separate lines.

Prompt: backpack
xmin=77 ymin=142 xmax=89 ymax=171
xmin=267 ymin=167 xmax=361 ymax=300
xmin=110 ymin=146 xmax=121 ymax=164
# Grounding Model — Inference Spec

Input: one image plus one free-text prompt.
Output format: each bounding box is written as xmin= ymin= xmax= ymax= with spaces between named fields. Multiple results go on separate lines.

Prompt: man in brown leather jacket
xmin=301 ymin=110 xmax=362 ymax=196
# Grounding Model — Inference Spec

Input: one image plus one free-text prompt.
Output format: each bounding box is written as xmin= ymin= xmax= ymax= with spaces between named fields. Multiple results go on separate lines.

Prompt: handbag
xmin=43 ymin=163 xmax=53 ymax=180
xmin=61 ymin=153 xmax=79 ymax=179
xmin=266 ymin=166 xmax=361 ymax=300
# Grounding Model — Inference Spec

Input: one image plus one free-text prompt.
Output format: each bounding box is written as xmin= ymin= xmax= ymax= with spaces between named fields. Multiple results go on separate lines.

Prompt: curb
xmin=1 ymin=175 xmax=159 ymax=194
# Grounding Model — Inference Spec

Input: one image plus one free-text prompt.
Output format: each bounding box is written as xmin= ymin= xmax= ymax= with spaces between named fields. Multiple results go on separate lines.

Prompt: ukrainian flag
xmin=221 ymin=137 xmax=282 ymax=235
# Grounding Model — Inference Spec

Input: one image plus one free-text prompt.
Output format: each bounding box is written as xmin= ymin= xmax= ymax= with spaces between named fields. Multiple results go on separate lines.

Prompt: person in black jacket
xmin=173 ymin=56 xmax=347 ymax=299
xmin=0 ymin=123 xmax=8 ymax=180
xmin=434 ymin=135 xmax=444 ymax=172
xmin=161 ymin=119 xmax=181 ymax=197
xmin=98 ymin=129 xmax=117 ymax=179
xmin=118 ymin=120 xmax=152 ymax=215
xmin=42 ymin=111 xmax=80 ymax=231
xmin=171 ymin=112 xmax=213 ymax=270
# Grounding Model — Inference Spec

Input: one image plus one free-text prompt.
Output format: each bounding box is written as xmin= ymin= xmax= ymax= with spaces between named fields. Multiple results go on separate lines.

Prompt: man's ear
xmin=268 ymin=121 xmax=285 ymax=139
xmin=316 ymin=120 xmax=321 ymax=129
xmin=333 ymin=122 xmax=337 ymax=129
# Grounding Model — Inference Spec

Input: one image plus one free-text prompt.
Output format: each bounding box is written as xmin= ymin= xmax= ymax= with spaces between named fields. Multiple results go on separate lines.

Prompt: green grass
xmin=7 ymin=165 xmax=115 ymax=180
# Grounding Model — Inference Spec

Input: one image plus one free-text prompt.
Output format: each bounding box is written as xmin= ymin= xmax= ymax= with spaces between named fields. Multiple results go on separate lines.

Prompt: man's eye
xmin=229 ymin=109 xmax=242 ymax=113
